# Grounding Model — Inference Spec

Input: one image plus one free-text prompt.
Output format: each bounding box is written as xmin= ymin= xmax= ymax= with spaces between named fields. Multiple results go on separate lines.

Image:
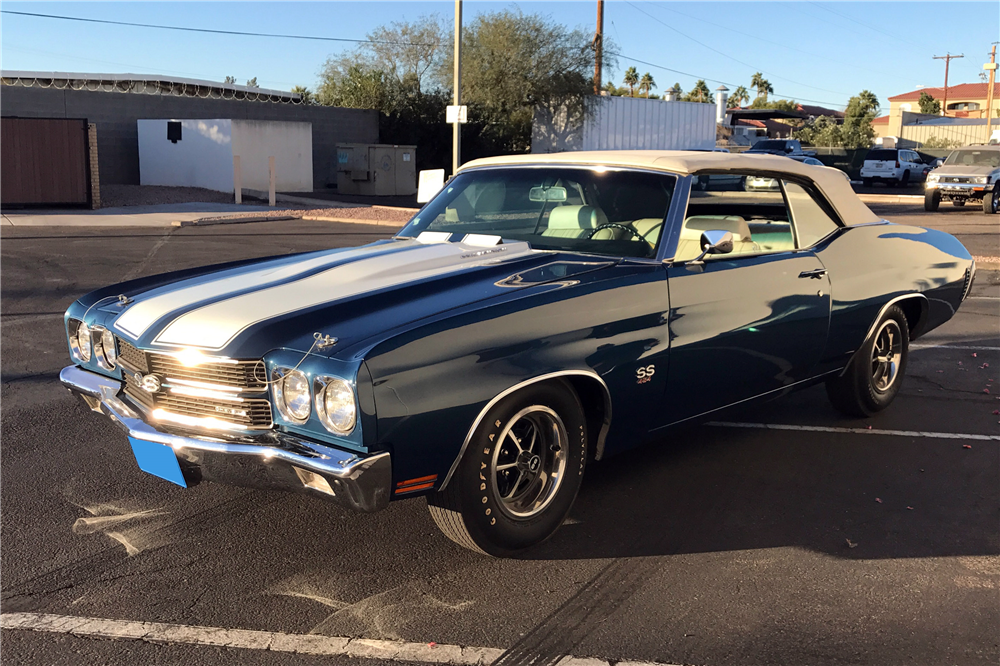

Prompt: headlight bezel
xmin=927 ymin=173 xmax=940 ymax=183
xmin=314 ymin=375 xmax=357 ymax=435
xmin=94 ymin=326 xmax=118 ymax=370
xmin=272 ymin=366 xmax=311 ymax=424
xmin=69 ymin=319 xmax=92 ymax=363
xmin=972 ymin=175 xmax=988 ymax=184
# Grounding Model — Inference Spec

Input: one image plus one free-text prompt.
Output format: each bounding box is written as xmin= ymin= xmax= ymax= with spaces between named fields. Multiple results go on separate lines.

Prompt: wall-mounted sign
xmin=446 ymin=105 xmax=468 ymax=124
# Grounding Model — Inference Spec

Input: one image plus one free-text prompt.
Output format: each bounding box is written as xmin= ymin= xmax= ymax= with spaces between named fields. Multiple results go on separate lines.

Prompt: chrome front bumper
xmin=926 ymin=182 xmax=992 ymax=194
xmin=60 ymin=365 xmax=391 ymax=512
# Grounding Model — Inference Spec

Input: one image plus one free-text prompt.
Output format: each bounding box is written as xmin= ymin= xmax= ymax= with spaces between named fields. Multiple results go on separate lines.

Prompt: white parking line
xmin=706 ymin=422 xmax=1000 ymax=441
xmin=0 ymin=612 xmax=676 ymax=666
xmin=910 ymin=344 xmax=1000 ymax=351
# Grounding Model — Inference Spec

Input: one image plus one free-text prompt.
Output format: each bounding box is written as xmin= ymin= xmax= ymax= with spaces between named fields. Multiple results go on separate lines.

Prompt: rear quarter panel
xmin=815 ymin=223 xmax=972 ymax=372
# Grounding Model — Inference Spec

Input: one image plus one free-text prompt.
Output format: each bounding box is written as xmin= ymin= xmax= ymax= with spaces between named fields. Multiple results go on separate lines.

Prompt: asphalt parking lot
xmin=1 ymin=208 xmax=998 ymax=666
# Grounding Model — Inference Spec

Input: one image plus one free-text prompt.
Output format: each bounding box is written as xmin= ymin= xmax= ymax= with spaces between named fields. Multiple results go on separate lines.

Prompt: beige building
xmin=874 ymin=82 xmax=1000 ymax=146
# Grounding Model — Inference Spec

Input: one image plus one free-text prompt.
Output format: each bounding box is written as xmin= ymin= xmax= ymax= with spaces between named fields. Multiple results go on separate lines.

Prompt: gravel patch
xmin=302 ymin=206 xmax=417 ymax=224
xmin=101 ymin=184 xmax=262 ymax=208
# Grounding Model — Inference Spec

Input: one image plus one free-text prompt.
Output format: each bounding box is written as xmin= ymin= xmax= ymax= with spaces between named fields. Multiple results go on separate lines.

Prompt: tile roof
xmin=889 ymin=82 xmax=1000 ymax=102
xmin=872 ymin=115 xmax=890 ymax=125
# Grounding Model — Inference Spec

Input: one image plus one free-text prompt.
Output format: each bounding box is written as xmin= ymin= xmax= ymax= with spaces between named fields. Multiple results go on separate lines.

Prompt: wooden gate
xmin=1 ymin=118 xmax=91 ymax=206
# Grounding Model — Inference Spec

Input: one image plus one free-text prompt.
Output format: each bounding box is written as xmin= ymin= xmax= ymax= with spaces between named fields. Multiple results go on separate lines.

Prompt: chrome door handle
xmin=799 ymin=269 xmax=828 ymax=279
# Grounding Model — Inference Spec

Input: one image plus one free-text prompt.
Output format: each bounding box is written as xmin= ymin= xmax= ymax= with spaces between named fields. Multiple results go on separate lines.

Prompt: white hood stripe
xmin=152 ymin=241 xmax=533 ymax=351
xmin=114 ymin=243 xmax=406 ymax=339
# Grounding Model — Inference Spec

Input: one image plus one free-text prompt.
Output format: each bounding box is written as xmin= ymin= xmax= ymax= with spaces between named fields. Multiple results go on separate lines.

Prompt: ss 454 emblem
xmin=636 ymin=364 xmax=655 ymax=384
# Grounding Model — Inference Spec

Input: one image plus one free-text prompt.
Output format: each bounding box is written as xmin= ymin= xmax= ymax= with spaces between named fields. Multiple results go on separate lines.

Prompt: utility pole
xmin=452 ymin=0 xmax=462 ymax=176
xmin=593 ymin=0 xmax=604 ymax=94
xmin=985 ymin=43 xmax=998 ymax=142
xmin=933 ymin=53 xmax=964 ymax=116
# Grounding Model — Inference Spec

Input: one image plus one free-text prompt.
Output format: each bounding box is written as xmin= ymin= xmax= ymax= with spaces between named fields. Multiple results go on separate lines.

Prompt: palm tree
xmin=623 ymin=67 xmax=639 ymax=97
xmin=689 ymin=79 xmax=710 ymax=103
xmin=639 ymin=72 xmax=656 ymax=98
xmin=729 ymin=85 xmax=750 ymax=108
xmin=291 ymin=85 xmax=314 ymax=104
xmin=751 ymin=72 xmax=773 ymax=101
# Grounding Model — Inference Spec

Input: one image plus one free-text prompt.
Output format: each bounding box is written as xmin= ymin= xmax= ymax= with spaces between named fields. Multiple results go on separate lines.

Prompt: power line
xmin=623 ymin=0 xmax=849 ymax=96
xmin=647 ymin=1 xmax=904 ymax=82
xmin=0 ymin=10 xmax=435 ymax=47
xmin=806 ymin=2 xmax=906 ymax=45
xmin=607 ymin=50 xmax=846 ymax=108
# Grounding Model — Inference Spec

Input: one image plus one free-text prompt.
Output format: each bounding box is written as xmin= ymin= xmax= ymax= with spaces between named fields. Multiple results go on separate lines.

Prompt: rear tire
xmin=900 ymin=171 xmax=910 ymax=187
xmin=983 ymin=187 xmax=999 ymax=214
xmin=924 ymin=189 xmax=940 ymax=212
xmin=826 ymin=305 xmax=909 ymax=418
xmin=427 ymin=381 xmax=587 ymax=556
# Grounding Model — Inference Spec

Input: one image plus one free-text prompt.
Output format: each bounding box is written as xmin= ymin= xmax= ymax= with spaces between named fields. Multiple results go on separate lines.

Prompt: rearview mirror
xmin=529 ymin=186 xmax=567 ymax=202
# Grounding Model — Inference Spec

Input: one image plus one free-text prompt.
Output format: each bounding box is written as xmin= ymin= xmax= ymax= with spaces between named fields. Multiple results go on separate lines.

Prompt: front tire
xmin=984 ymin=187 xmax=1000 ymax=214
xmin=826 ymin=305 xmax=909 ymax=418
xmin=427 ymin=381 xmax=587 ymax=556
xmin=924 ymin=189 xmax=940 ymax=211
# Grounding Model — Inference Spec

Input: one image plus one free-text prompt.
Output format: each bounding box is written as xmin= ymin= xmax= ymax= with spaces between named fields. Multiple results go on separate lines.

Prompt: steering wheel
xmin=586 ymin=223 xmax=644 ymax=241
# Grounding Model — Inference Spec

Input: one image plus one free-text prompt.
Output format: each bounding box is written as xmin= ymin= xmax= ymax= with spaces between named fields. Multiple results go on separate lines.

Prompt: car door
xmin=653 ymin=174 xmax=835 ymax=428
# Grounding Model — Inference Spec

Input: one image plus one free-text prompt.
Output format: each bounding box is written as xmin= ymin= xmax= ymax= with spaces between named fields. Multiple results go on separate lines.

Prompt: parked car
xmin=62 ymin=151 xmax=976 ymax=556
xmin=924 ymin=144 xmax=1000 ymax=213
xmin=860 ymin=148 xmax=928 ymax=187
xmin=745 ymin=155 xmax=825 ymax=191
xmin=745 ymin=139 xmax=813 ymax=156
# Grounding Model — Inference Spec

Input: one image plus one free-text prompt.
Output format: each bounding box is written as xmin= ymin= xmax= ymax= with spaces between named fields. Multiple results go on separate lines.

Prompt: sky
xmin=2 ymin=1 xmax=998 ymax=112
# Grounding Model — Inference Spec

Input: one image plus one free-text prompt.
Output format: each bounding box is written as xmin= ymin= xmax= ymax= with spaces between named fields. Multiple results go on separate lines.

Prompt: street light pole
xmin=933 ymin=53 xmax=964 ymax=116
xmin=452 ymin=0 xmax=462 ymax=176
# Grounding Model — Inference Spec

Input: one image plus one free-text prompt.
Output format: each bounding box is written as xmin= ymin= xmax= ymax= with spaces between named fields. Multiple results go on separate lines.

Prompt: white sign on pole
xmin=446 ymin=105 xmax=468 ymax=124
xmin=417 ymin=169 xmax=447 ymax=203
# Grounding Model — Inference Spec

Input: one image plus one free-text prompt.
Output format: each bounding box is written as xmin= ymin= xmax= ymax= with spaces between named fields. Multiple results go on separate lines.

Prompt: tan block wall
xmin=87 ymin=123 xmax=101 ymax=209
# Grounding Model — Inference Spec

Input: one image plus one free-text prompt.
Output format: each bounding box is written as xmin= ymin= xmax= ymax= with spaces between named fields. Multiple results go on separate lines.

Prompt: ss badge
xmin=636 ymin=364 xmax=655 ymax=384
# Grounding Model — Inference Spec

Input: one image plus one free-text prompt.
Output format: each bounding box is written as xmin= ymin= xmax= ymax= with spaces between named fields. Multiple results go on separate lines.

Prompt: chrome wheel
xmin=490 ymin=405 xmax=568 ymax=520
xmin=870 ymin=320 xmax=903 ymax=392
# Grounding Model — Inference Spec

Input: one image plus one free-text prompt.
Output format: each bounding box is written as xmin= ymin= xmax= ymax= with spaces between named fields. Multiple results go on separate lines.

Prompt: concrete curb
xmin=173 ymin=215 xmax=297 ymax=228
xmin=300 ymin=215 xmax=401 ymax=228
xmin=243 ymin=189 xmax=368 ymax=209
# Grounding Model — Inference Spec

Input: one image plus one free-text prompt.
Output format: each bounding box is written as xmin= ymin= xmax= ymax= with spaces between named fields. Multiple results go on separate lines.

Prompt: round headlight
xmin=276 ymin=369 xmax=311 ymax=423
xmin=316 ymin=377 xmax=356 ymax=434
xmin=76 ymin=321 xmax=92 ymax=362
xmin=101 ymin=328 xmax=118 ymax=368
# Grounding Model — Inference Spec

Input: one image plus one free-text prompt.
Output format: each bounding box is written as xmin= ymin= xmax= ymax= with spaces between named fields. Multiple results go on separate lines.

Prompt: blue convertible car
xmin=62 ymin=151 xmax=975 ymax=555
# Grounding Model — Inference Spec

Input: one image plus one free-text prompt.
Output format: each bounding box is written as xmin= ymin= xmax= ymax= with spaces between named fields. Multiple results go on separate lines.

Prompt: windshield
xmin=399 ymin=167 xmax=676 ymax=259
xmin=943 ymin=149 xmax=1000 ymax=168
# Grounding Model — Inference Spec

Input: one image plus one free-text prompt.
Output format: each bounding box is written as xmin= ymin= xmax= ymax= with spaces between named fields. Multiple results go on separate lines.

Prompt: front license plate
xmin=128 ymin=436 xmax=187 ymax=487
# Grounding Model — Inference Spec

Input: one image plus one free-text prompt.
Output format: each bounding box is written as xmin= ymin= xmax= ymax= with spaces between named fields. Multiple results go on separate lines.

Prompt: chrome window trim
xmin=439 ymin=369 xmax=613 ymax=491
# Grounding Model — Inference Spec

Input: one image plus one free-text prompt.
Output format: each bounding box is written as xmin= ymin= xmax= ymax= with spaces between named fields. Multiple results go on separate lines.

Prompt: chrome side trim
xmin=439 ymin=370 xmax=613 ymax=491
xmin=839 ymin=293 xmax=929 ymax=377
xmin=60 ymin=365 xmax=391 ymax=512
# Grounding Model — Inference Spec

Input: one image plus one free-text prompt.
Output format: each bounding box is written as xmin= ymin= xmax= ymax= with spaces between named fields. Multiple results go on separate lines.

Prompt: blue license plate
xmin=128 ymin=437 xmax=187 ymax=488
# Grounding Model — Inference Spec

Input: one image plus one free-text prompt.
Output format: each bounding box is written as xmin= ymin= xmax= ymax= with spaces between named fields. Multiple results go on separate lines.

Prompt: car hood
xmin=932 ymin=164 xmax=997 ymax=177
xmin=95 ymin=236 xmax=613 ymax=359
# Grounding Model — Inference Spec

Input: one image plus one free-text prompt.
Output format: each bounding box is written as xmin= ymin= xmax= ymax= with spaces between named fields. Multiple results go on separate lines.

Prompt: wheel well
xmin=561 ymin=376 xmax=612 ymax=461
xmin=895 ymin=296 xmax=928 ymax=340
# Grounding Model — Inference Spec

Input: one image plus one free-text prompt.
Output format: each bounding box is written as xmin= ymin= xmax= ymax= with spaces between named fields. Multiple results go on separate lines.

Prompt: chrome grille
xmin=117 ymin=338 xmax=148 ymax=373
xmin=117 ymin=337 xmax=271 ymax=429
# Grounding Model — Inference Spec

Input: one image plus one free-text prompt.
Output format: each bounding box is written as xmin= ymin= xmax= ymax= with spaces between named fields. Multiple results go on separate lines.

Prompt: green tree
xmin=685 ymin=79 xmax=711 ymax=103
xmin=245 ymin=77 xmax=258 ymax=88
xmin=922 ymin=136 xmax=961 ymax=149
xmin=918 ymin=91 xmax=941 ymax=114
xmin=793 ymin=115 xmax=842 ymax=146
xmin=623 ymin=66 xmax=639 ymax=96
xmin=291 ymin=85 xmax=314 ymax=104
xmin=750 ymin=98 xmax=798 ymax=112
xmin=639 ymin=72 xmax=656 ymax=98
xmin=224 ymin=75 xmax=237 ymax=85
xmin=728 ymin=85 xmax=750 ymax=108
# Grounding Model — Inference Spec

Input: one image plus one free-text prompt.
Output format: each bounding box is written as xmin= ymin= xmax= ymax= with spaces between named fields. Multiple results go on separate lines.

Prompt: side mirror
xmin=685 ymin=230 xmax=734 ymax=264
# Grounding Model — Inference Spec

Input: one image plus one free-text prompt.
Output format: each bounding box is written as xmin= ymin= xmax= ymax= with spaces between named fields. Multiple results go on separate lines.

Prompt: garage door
xmin=1 ymin=118 xmax=91 ymax=206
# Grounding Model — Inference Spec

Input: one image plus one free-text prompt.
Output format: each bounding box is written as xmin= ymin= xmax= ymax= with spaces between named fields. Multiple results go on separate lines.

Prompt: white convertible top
xmin=460 ymin=150 xmax=880 ymax=226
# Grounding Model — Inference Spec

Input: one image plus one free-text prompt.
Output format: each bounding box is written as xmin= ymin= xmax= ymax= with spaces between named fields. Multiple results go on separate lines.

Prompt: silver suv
xmin=925 ymin=145 xmax=1000 ymax=214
